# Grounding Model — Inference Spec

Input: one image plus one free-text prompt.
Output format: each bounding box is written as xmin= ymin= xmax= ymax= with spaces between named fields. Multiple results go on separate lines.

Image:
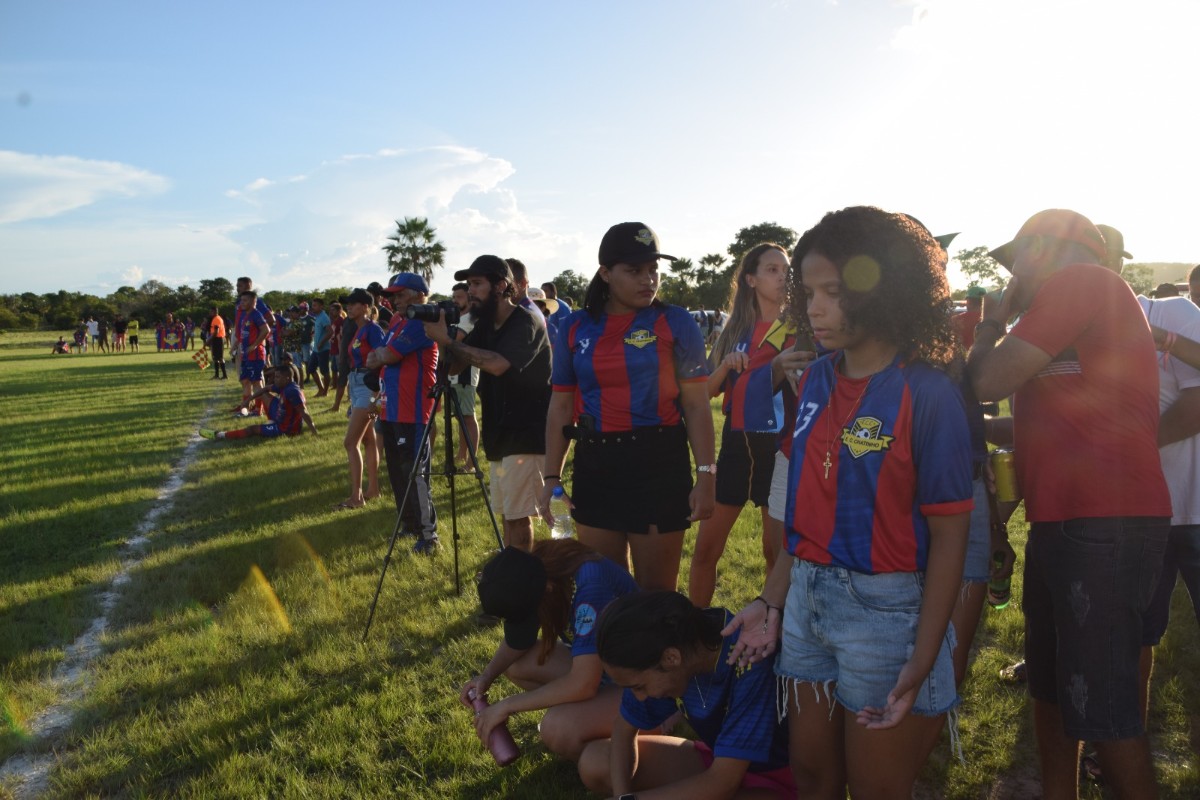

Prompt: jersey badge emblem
xmin=574 ymin=603 xmax=597 ymax=636
xmin=841 ymin=416 xmax=894 ymax=458
xmin=634 ymin=228 xmax=654 ymax=246
xmin=624 ymin=329 xmax=657 ymax=349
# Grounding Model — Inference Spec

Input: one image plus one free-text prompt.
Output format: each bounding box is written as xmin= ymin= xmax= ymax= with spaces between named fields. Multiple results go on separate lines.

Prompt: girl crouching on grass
xmin=578 ymin=590 xmax=795 ymax=799
xmin=464 ymin=539 xmax=638 ymax=761
xmin=726 ymin=206 xmax=973 ymax=799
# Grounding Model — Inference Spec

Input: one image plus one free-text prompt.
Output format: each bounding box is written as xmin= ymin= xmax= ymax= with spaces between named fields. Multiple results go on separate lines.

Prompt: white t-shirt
xmin=1139 ymin=295 xmax=1200 ymax=525
xmin=87 ymin=320 xmax=99 ymax=337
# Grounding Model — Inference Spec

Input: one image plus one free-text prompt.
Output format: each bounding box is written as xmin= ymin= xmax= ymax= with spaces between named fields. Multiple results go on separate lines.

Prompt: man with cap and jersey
xmin=366 ymin=273 xmax=440 ymax=553
xmin=421 ymin=256 xmax=552 ymax=551
xmin=968 ymin=209 xmax=1170 ymax=799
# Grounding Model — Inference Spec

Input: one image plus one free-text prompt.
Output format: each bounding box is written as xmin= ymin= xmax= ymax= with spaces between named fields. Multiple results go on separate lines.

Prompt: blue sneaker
xmin=411 ymin=536 xmax=440 ymax=556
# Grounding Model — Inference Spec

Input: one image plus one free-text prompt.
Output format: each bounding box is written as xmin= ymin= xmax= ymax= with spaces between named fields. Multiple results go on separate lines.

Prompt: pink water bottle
xmin=469 ymin=691 xmax=520 ymax=766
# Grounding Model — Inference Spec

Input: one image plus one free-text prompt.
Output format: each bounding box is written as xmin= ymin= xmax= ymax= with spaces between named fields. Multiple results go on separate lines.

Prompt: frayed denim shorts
xmin=962 ymin=477 xmax=992 ymax=584
xmin=775 ymin=558 xmax=959 ymax=717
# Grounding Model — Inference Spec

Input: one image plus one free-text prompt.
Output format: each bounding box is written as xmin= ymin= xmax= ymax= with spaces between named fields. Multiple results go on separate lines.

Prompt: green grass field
xmin=2 ymin=330 xmax=1198 ymax=799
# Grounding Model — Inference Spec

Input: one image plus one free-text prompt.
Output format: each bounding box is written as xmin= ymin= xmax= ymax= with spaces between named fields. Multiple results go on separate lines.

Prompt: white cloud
xmin=0 ymin=151 xmax=169 ymax=224
xmin=121 ymin=265 xmax=144 ymax=285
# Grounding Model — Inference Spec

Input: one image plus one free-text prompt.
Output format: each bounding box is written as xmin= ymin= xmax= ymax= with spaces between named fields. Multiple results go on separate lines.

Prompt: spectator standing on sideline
xmin=505 ymin=258 xmax=547 ymax=330
xmin=423 ymin=256 xmax=552 ymax=551
xmin=308 ymin=298 xmax=333 ymax=397
xmin=689 ymin=242 xmax=796 ymax=607
xmin=366 ymin=273 xmax=441 ymax=554
xmin=113 ymin=314 xmax=128 ymax=352
xmin=127 ymin=317 xmax=140 ymax=352
xmin=97 ymin=317 xmax=110 ymax=353
xmin=232 ymin=276 xmax=276 ymax=370
xmin=338 ymin=288 xmax=383 ymax=510
xmin=184 ymin=317 xmax=196 ymax=350
xmin=236 ymin=290 xmax=272 ymax=416
xmin=330 ymin=296 xmax=356 ymax=414
xmin=969 ymin=209 xmax=1170 ymax=799
xmin=367 ymin=281 xmax=393 ymax=327
xmin=542 ymin=281 xmax=573 ymax=331
xmin=207 ymin=305 xmax=227 ymax=379
xmin=449 ymin=282 xmax=480 ymax=472
xmin=541 ymin=222 xmax=715 ymax=591
xmin=952 ymin=286 xmax=986 ymax=350
xmin=87 ymin=317 xmax=99 ymax=350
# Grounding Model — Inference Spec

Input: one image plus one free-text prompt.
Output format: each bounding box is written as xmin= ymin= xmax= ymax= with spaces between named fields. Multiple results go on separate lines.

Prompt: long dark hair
xmin=532 ymin=539 xmax=603 ymax=664
xmin=785 ymin=206 xmax=957 ymax=370
xmin=596 ymin=591 xmax=723 ymax=671
xmin=582 ymin=266 xmax=666 ymax=321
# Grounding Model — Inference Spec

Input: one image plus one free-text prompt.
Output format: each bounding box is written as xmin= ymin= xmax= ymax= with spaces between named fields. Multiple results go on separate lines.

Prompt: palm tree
xmin=382 ymin=217 xmax=446 ymax=282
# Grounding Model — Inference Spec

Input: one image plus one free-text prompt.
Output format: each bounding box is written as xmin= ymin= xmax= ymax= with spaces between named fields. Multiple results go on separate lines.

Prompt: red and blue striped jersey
xmin=785 ymin=354 xmax=973 ymax=574
xmin=234 ymin=298 xmax=273 ymax=350
xmin=348 ymin=320 xmax=385 ymax=369
xmin=720 ymin=319 xmax=797 ymax=433
xmin=275 ymin=382 xmax=306 ymax=435
xmin=379 ymin=316 xmax=438 ymax=424
xmin=551 ymin=304 xmax=707 ymax=432
xmin=238 ymin=308 xmax=268 ymax=362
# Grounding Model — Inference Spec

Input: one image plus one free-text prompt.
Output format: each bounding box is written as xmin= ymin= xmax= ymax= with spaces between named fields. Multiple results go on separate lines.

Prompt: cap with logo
xmin=383 ymin=272 xmax=429 ymax=294
xmin=598 ymin=222 xmax=677 ymax=268
xmin=477 ymin=547 xmax=547 ymax=650
xmin=988 ymin=209 xmax=1106 ymax=270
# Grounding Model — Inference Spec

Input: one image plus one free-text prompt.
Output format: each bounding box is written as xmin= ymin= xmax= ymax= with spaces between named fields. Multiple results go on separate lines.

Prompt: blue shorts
xmin=240 ymin=360 xmax=264 ymax=382
xmin=1023 ymin=516 xmax=1168 ymax=740
xmin=1142 ymin=524 xmax=1200 ymax=645
xmin=348 ymin=371 xmax=374 ymax=410
xmin=307 ymin=349 xmax=330 ymax=374
xmin=962 ymin=478 xmax=991 ymax=583
xmin=259 ymin=423 xmax=282 ymax=439
xmin=776 ymin=558 xmax=958 ymax=716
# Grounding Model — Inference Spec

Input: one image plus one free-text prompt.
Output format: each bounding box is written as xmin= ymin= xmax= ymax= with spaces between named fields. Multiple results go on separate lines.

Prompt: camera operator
xmin=366 ymin=273 xmax=441 ymax=554
xmin=449 ymin=282 xmax=481 ymax=472
xmin=421 ymin=256 xmax=552 ymax=551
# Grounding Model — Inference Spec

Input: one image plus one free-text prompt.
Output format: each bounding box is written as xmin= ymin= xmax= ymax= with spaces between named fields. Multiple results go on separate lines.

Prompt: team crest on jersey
xmin=634 ymin=228 xmax=654 ymax=246
xmin=577 ymin=337 xmax=591 ymax=354
xmin=574 ymin=603 xmax=597 ymax=636
xmin=840 ymin=416 xmax=894 ymax=458
xmin=624 ymin=329 xmax=657 ymax=348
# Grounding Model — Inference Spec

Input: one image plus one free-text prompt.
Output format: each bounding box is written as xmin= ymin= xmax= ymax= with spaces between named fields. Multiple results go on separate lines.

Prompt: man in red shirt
xmin=951 ymin=285 xmax=985 ymax=350
xmin=969 ymin=209 xmax=1171 ymax=800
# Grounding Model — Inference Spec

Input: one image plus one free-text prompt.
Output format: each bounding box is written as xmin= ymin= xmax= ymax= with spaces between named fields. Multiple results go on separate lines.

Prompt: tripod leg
xmin=446 ymin=386 xmax=504 ymax=551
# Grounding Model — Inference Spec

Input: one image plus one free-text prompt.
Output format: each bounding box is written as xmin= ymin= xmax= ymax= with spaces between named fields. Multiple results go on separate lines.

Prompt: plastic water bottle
xmin=549 ymin=485 xmax=575 ymax=539
xmin=987 ymin=551 xmax=1011 ymax=609
xmin=469 ymin=691 xmax=520 ymax=766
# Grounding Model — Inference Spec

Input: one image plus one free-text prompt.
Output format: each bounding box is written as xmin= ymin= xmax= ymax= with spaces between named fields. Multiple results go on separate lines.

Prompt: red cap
xmin=988 ymin=209 xmax=1106 ymax=270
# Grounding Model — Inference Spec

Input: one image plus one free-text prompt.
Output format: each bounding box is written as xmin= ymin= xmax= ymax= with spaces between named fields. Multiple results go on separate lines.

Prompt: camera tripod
xmin=362 ymin=357 xmax=503 ymax=641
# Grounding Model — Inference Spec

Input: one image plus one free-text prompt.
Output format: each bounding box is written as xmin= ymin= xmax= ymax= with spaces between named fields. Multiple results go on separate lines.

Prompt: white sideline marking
xmin=0 ymin=422 xmax=211 ymax=799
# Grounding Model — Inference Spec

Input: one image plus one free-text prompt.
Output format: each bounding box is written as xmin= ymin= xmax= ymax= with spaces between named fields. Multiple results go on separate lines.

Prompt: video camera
xmin=406 ymin=300 xmax=461 ymax=326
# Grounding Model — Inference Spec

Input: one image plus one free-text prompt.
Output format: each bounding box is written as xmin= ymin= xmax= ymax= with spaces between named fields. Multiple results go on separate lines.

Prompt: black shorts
xmin=715 ymin=419 xmax=777 ymax=508
xmin=571 ymin=424 xmax=692 ymax=534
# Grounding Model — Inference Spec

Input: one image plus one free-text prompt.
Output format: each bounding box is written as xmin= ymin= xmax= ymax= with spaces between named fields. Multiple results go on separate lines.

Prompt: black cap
xmin=366 ymin=281 xmax=385 ymax=295
xmin=346 ymin=288 xmax=374 ymax=306
xmin=598 ymin=222 xmax=676 ymax=267
xmin=477 ymin=547 xmax=546 ymax=650
xmin=454 ymin=255 xmax=513 ymax=283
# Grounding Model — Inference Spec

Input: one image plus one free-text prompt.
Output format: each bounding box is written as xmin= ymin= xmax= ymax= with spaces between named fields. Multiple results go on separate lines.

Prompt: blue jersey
xmin=379 ymin=316 xmax=438 ymax=425
xmin=348 ymin=320 xmax=385 ymax=369
xmin=552 ymin=304 xmax=707 ymax=432
xmin=786 ymin=354 xmax=973 ymax=574
xmin=238 ymin=308 xmax=268 ymax=362
xmin=567 ymin=558 xmax=639 ymax=657
xmin=620 ymin=608 xmax=789 ymax=772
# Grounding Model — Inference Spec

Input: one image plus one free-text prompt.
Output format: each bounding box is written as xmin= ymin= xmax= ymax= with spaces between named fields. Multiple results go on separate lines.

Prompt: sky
xmin=2 ymin=0 xmax=1198 ymax=299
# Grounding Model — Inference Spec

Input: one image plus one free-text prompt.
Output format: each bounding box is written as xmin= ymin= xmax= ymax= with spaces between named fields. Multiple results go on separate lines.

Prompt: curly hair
xmin=784 ymin=206 xmax=957 ymax=370
xmin=596 ymin=591 xmax=723 ymax=671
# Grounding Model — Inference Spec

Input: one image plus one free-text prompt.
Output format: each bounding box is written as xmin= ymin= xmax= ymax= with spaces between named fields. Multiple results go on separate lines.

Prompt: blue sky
xmin=2 ymin=0 xmax=1198 ymax=298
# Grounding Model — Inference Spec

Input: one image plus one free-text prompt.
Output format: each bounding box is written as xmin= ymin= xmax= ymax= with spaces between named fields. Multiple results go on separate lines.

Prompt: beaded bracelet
xmin=755 ymin=595 xmax=782 ymax=614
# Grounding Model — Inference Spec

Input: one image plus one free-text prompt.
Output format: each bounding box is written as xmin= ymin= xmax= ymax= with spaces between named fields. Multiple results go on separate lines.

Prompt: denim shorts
xmin=1023 ymin=516 xmax=1169 ymax=740
xmin=962 ymin=478 xmax=991 ymax=584
xmin=775 ymin=559 xmax=959 ymax=716
xmin=1141 ymin=523 xmax=1200 ymax=646
xmin=767 ymin=451 xmax=789 ymax=523
xmin=347 ymin=371 xmax=375 ymax=410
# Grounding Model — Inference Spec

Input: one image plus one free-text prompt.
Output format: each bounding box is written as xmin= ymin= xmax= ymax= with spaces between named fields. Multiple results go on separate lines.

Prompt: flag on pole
xmin=192 ymin=346 xmax=210 ymax=370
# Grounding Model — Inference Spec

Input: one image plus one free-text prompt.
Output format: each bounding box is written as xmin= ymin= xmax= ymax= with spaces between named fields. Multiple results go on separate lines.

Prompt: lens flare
xmin=844 ymin=255 xmax=881 ymax=292
xmin=243 ymin=565 xmax=292 ymax=634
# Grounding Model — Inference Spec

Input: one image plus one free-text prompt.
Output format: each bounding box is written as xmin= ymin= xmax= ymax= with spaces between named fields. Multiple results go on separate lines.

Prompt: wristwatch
xmin=696 ymin=464 xmax=717 ymax=476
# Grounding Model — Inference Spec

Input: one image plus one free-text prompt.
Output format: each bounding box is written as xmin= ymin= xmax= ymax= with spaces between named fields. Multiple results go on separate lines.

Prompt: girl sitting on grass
xmin=465 ymin=539 xmax=638 ymax=762
xmin=725 ymin=206 xmax=973 ymax=799
xmin=578 ymin=590 xmax=794 ymax=799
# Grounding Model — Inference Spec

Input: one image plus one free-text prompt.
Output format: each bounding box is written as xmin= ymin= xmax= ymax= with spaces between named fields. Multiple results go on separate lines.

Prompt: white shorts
xmin=767 ymin=450 xmax=790 ymax=523
xmin=489 ymin=455 xmax=544 ymax=520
